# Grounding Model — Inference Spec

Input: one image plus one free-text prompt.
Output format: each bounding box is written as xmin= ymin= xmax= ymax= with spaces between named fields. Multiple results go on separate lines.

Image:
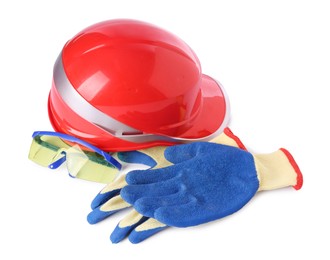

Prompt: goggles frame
xmin=31 ymin=131 xmax=122 ymax=170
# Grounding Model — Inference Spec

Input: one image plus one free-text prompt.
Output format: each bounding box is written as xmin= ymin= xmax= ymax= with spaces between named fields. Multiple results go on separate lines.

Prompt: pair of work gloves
xmin=87 ymin=128 xmax=303 ymax=244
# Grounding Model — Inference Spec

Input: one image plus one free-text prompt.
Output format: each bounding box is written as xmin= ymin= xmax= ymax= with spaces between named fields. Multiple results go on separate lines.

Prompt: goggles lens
xmin=28 ymin=132 xmax=121 ymax=183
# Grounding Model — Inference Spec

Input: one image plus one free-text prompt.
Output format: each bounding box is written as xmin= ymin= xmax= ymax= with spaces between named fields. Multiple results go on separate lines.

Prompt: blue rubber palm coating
xmin=121 ymin=143 xmax=260 ymax=227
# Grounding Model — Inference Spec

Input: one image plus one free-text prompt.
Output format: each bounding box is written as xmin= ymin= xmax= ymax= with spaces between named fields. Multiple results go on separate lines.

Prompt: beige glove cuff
xmin=254 ymin=148 xmax=303 ymax=191
xmin=210 ymin=127 xmax=247 ymax=150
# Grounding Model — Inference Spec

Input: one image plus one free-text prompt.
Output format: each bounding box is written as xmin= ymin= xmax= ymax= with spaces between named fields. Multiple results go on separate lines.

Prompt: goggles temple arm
xmin=48 ymin=152 xmax=66 ymax=169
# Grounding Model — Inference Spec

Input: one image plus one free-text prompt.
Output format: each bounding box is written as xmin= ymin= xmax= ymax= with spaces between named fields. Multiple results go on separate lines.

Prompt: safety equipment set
xmin=29 ymin=19 xmax=303 ymax=244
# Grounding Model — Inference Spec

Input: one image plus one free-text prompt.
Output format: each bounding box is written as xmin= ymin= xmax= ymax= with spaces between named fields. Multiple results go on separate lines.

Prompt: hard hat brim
xmin=172 ymin=74 xmax=230 ymax=142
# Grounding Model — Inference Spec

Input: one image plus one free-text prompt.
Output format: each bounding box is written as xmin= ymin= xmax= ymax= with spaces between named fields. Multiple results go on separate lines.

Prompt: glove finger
xmin=121 ymin=177 xmax=180 ymax=206
xmin=154 ymin=201 xmax=200 ymax=227
xmin=91 ymin=189 xmax=120 ymax=210
xmin=87 ymin=195 xmax=131 ymax=224
xmin=163 ymin=143 xmax=199 ymax=163
xmin=128 ymin=218 xmax=167 ymax=244
xmin=91 ymin=175 xmax=127 ymax=209
xmin=110 ymin=210 xmax=148 ymax=243
xmin=133 ymin=191 xmax=192 ymax=217
xmin=118 ymin=151 xmax=157 ymax=168
xmin=164 ymin=143 xmax=221 ymax=164
xmin=126 ymin=167 xmax=177 ymax=185
xmin=165 ymin=142 xmax=230 ymax=164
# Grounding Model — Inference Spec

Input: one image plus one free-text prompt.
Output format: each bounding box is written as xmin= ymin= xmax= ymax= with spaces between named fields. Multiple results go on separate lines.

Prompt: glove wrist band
xmin=254 ymin=149 xmax=303 ymax=191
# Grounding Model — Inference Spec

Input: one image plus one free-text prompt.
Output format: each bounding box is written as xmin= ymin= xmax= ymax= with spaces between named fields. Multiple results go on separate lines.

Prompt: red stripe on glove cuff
xmin=280 ymin=148 xmax=303 ymax=190
xmin=224 ymin=127 xmax=247 ymax=150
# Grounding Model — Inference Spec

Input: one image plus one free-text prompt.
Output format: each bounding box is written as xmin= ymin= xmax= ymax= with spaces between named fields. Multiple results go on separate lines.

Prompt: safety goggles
xmin=28 ymin=131 xmax=122 ymax=183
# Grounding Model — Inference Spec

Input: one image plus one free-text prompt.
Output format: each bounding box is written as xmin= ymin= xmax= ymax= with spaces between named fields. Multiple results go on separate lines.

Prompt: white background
xmin=1 ymin=0 xmax=329 ymax=259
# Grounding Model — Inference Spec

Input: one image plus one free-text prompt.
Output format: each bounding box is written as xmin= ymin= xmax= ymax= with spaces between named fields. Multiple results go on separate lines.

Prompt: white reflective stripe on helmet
xmin=53 ymin=52 xmax=229 ymax=144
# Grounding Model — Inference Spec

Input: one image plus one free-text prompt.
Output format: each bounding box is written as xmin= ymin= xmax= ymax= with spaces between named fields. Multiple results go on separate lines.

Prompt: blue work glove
xmin=121 ymin=142 xmax=303 ymax=228
xmin=88 ymin=128 xmax=246 ymax=243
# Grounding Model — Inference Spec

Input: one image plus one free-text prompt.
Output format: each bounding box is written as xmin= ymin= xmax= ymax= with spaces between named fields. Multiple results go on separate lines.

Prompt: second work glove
xmin=121 ymin=142 xmax=303 ymax=228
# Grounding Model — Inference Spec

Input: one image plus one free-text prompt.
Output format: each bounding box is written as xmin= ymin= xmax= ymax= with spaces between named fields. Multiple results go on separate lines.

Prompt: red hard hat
xmin=48 ymin=19 xmax=230 ymax=152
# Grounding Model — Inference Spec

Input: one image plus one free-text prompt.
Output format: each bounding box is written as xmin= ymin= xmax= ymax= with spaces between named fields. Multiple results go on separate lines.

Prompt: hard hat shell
xmin=48 ymin=19 xmax=230 ymax=151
